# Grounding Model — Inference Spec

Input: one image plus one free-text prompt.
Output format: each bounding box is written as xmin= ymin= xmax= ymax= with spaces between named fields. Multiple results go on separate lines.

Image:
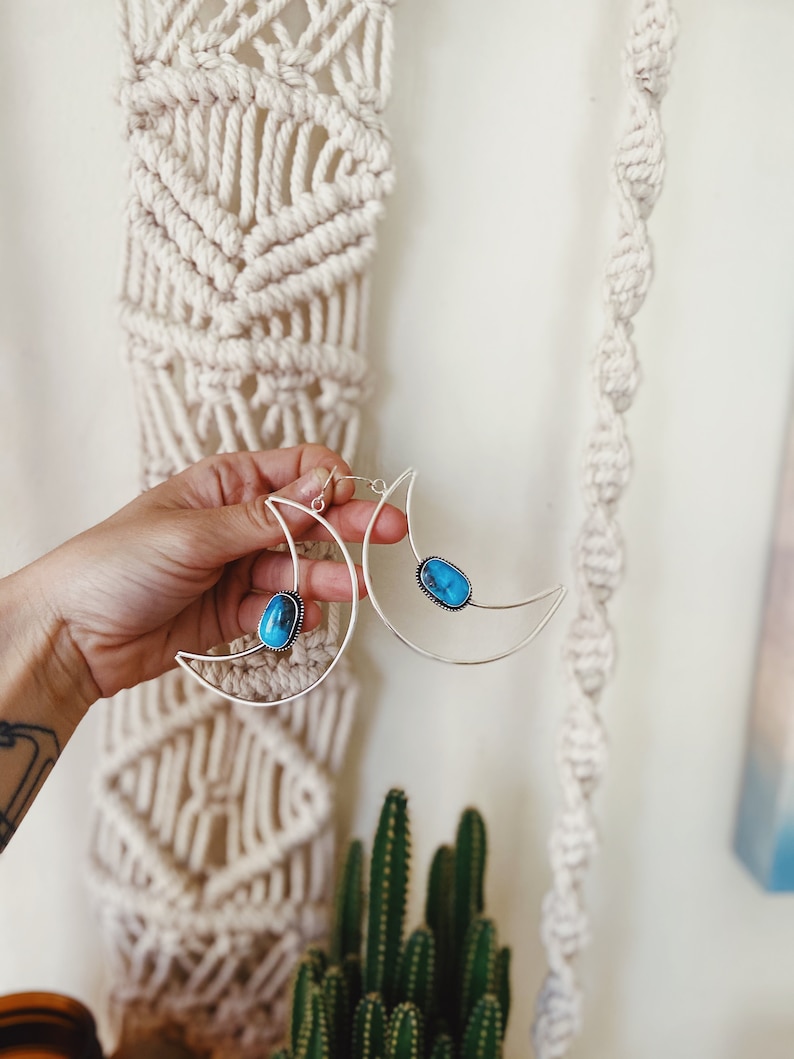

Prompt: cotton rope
xmin=532 ymin=3 xmax=677 ymax=1056
xmin=88 ymin=2 xmax=395 ymax=1054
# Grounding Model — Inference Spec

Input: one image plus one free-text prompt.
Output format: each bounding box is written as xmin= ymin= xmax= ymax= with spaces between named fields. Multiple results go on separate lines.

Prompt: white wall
xmin=2 ymin=2 xmax=794 ymax=1057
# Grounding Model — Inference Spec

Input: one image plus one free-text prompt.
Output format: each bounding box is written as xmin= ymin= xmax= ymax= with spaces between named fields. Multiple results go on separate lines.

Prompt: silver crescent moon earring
xmin=361 ymin=468 xmax=566 ymax=665
xmin=175 ymin=482 xmax=359 ymax=707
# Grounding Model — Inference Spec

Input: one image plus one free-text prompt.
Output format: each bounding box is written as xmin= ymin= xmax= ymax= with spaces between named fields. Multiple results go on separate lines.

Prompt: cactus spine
xmin=273 ymin=790 xmax=509 ymax=1059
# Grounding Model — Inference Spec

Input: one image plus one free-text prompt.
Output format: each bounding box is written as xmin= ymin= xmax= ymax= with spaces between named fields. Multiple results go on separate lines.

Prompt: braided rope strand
xmin=532 ymin=4 xmax=677 ymax=1056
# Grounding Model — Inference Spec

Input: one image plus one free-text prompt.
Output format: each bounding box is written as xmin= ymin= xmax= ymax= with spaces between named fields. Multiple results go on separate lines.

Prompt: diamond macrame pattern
xmin=90 ymin=1 xmax=394 ymax=1054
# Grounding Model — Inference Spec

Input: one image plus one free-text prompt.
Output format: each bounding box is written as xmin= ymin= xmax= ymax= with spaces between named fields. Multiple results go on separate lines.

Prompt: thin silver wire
xmin=175 ymin=495 xmax=359 ymax=706
xmin=361 ymin=468 xmax=567 ymax=665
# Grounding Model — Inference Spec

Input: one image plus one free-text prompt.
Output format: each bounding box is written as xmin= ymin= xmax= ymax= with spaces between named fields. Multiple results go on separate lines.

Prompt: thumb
xmin=186 ymin=466 xmax=341 ymax=567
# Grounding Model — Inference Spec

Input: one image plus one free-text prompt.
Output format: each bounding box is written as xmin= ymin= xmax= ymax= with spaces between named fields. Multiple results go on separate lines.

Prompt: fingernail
xmin=297 ymin=466 xmax=333 ymax=503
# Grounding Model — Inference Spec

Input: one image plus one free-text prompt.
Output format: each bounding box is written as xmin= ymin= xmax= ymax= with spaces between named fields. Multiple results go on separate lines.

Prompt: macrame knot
xmin=261 ymin=47 xmax=315 ymax=89
xmin=317 ymin=377 xmax=367 ymax=414
xmin=540 ymin=889 xmax=590 ymax=960
xmin=361 ymin=0 xmax=394 ymax=16
xmin=194 ymin=369 xmax=241 ymax=405
xmin=576 ymin=512 xmax=624 ymax=600
xmin=547 ymin=807 xmax=599 ymax=872
xmin=604 ymin=227 xmax=652 ymax=320
xmin=594 ymin=331 xmax=639 ymax=412
xmin=625 ymin=5 xmax=677 ymax=100
xmin=339 ymin=82 xmax=383 ymax=124
xmin=582 ymin=421 xmax=632 ymax=507
xmin=616 ymin=112 xmax=664 ymax=220
xmin=565 ymin=615 xmax=614 ymax=699
xmin=532 ymin=972 xmax=582 ymax=1059
xmin=558 ymin=707 xmax=608 ymax=788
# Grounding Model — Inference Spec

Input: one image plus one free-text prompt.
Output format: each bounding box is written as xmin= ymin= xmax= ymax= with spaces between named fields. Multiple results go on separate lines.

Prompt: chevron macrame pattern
xmin=90 ymin=1 xmax=395 ymax=1053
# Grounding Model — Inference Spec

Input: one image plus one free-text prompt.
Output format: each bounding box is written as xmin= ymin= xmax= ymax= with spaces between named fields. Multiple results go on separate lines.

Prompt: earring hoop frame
xmin=175 ymin=495 xmax=359 ymax=706
xmin=361 ymin=468 xmax=566 ymax=665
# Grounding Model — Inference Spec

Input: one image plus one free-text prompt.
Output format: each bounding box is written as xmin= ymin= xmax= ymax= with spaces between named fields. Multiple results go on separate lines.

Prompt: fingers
xmin=303 ymin=499 xmax=407 ymax=545
xmin=156 ymin=445 xmax=355 ymax=510
xmin=176 ymin=465 xmax=353 ymax=568
xmin=249 ymin=552 xmax=367 ymax=601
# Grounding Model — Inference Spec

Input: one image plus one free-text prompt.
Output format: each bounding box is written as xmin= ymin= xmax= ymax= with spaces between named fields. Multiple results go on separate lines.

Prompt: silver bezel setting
xmin=416 ymin=556 xmax=472 ymax=611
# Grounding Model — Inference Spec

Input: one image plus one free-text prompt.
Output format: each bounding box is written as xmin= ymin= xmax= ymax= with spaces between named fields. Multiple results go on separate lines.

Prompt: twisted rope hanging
xmin=89 ymin=1 xmax=395 ymax=1054
xmin=533 ymin=3 xmax=677 ymax=1056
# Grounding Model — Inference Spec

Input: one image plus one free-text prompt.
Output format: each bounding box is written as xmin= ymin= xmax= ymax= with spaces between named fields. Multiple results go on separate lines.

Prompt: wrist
xmin=0 ymin=561 xmax=100 ymax=731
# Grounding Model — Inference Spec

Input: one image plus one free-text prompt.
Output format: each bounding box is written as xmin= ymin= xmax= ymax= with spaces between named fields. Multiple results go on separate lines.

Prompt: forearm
xmin=0 ymin=562 xmax=98 ymax=853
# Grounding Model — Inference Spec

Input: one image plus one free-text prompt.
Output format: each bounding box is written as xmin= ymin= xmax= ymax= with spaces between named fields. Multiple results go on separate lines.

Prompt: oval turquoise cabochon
xmin=417 ymin=557 xmax=472 ymax=611
xmin=258 ymin=591 xmax=304 ymax=650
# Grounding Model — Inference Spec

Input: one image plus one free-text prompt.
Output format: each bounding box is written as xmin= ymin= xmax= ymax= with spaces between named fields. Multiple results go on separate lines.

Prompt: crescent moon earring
xmin=361 ymin=468 xmax=566 ymax=665
xmin=175 ymin=477 xmax=359 ymax=707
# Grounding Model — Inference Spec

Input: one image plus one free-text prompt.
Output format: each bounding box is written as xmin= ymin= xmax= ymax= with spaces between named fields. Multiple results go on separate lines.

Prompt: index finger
xmin=154 ymin=445 xmax=355 ymax=511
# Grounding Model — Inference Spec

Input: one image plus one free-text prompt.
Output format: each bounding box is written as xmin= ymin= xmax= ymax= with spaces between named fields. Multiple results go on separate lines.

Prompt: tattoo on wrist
xmin=0 ymin=722 xmax=61 ymax=853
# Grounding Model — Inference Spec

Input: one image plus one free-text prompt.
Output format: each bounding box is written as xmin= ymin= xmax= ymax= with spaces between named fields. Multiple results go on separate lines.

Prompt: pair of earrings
xmin=175 ymin=468 xmax=566 ymax=707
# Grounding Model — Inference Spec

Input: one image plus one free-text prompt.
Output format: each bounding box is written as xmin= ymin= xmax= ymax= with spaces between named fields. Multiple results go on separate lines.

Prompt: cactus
xmin=291 ymin=955 xmax=323 ymax=1054
xmin=428 ymin=1033 xmax=454 ymax=1059
xmin=461 ymin=994 xmax=503 ymax=1059
xmin=453 ymin=809 xmax=487 ymax=972
xmin=459 ymin=917 xmax=498 ymax=1031
xmin=323 ymin=965 xmax=349 ymax=1059
xmin=395 ymin=926 xmax=435 ymax=1020
xmin=295 ymin=983 xmax=331 ymax=1059
xmin=364 ymin=789 xmax=410 ymax=1005
xmin=425 ymin=843 xmax=454 ymax=1024
xmin=352 ymin=995 xmax=387 ymax=1059
xmin=494 ymin=947 xmax=511 ymax=1033
xmin=332 ymin=839 xmax=364 ymax=966
xmin=342 ymin=953 xmax=363 ymax=1025
xmin=386 ymin=1002 xmax=423 ymax=1059
xmin=273 ymin=791 xmax=509 ymax=1059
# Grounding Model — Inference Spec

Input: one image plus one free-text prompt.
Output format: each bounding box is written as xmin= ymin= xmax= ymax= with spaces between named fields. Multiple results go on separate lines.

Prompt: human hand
xmin=20 ymin=445 xmax=406 ymax=705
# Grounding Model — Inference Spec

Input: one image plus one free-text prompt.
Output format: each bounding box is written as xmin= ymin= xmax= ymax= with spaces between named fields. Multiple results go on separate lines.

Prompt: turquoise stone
xmin=417 ymin=557 xmax=472 ymax=611
xmin=258 ymin=592 xmax=303 ymax=650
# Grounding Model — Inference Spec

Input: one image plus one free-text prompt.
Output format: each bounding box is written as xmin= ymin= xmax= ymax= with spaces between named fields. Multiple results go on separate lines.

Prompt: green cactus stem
xmin=387 ymin=1002 xmax=423 ymax=1059
xmin=331 ymin=839 xmax=364 ymax=965
xmin=428 ymin=1033 xmax=454 ymax=1059
xmin=295 ymin=983 xmax=331 ymax=1059
xmin=323 ymin=965 xmax=349 ymax=1059
xmin=494 ymin=947 xmax=511 ymax=1035
xmin=453 ymin=809 xmax=487 ymax=972
xmin=270 ymin=1050 xmax=289 ymax=1059
xmin=343 ymin=953 xmax=363 ymax=1023
xmin=461 ymin=994 xmax=503 ymax=1059
xmin=425 ymin=844 xmax=455 ymax=1021
xmin=291 ymin=955 xmax=323 ymax=1055
xmin=395 ymin=926 xmax=436 ymax=1020
xmin=365 ymin=788 xmax=410 ymax=1005
xmin=352 ymin=994 xmax=387 ymax=1059
xmin=460 ymin=917 xmax=497 ymax=1031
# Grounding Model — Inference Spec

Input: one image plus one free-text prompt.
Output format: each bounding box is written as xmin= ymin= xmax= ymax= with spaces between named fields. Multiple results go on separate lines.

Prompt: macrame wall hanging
xmin=86 ymin=0 xmax=676 ymax=1056
xmin=89 ymin=0 xmax=395 ymax=1054
xmin=533 ymin=3 xmax=677 ymax=1057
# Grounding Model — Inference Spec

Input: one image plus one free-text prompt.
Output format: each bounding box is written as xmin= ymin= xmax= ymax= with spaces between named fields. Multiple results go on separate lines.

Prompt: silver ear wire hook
xmin=310 ymin=465 xmax=339 ymax=513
